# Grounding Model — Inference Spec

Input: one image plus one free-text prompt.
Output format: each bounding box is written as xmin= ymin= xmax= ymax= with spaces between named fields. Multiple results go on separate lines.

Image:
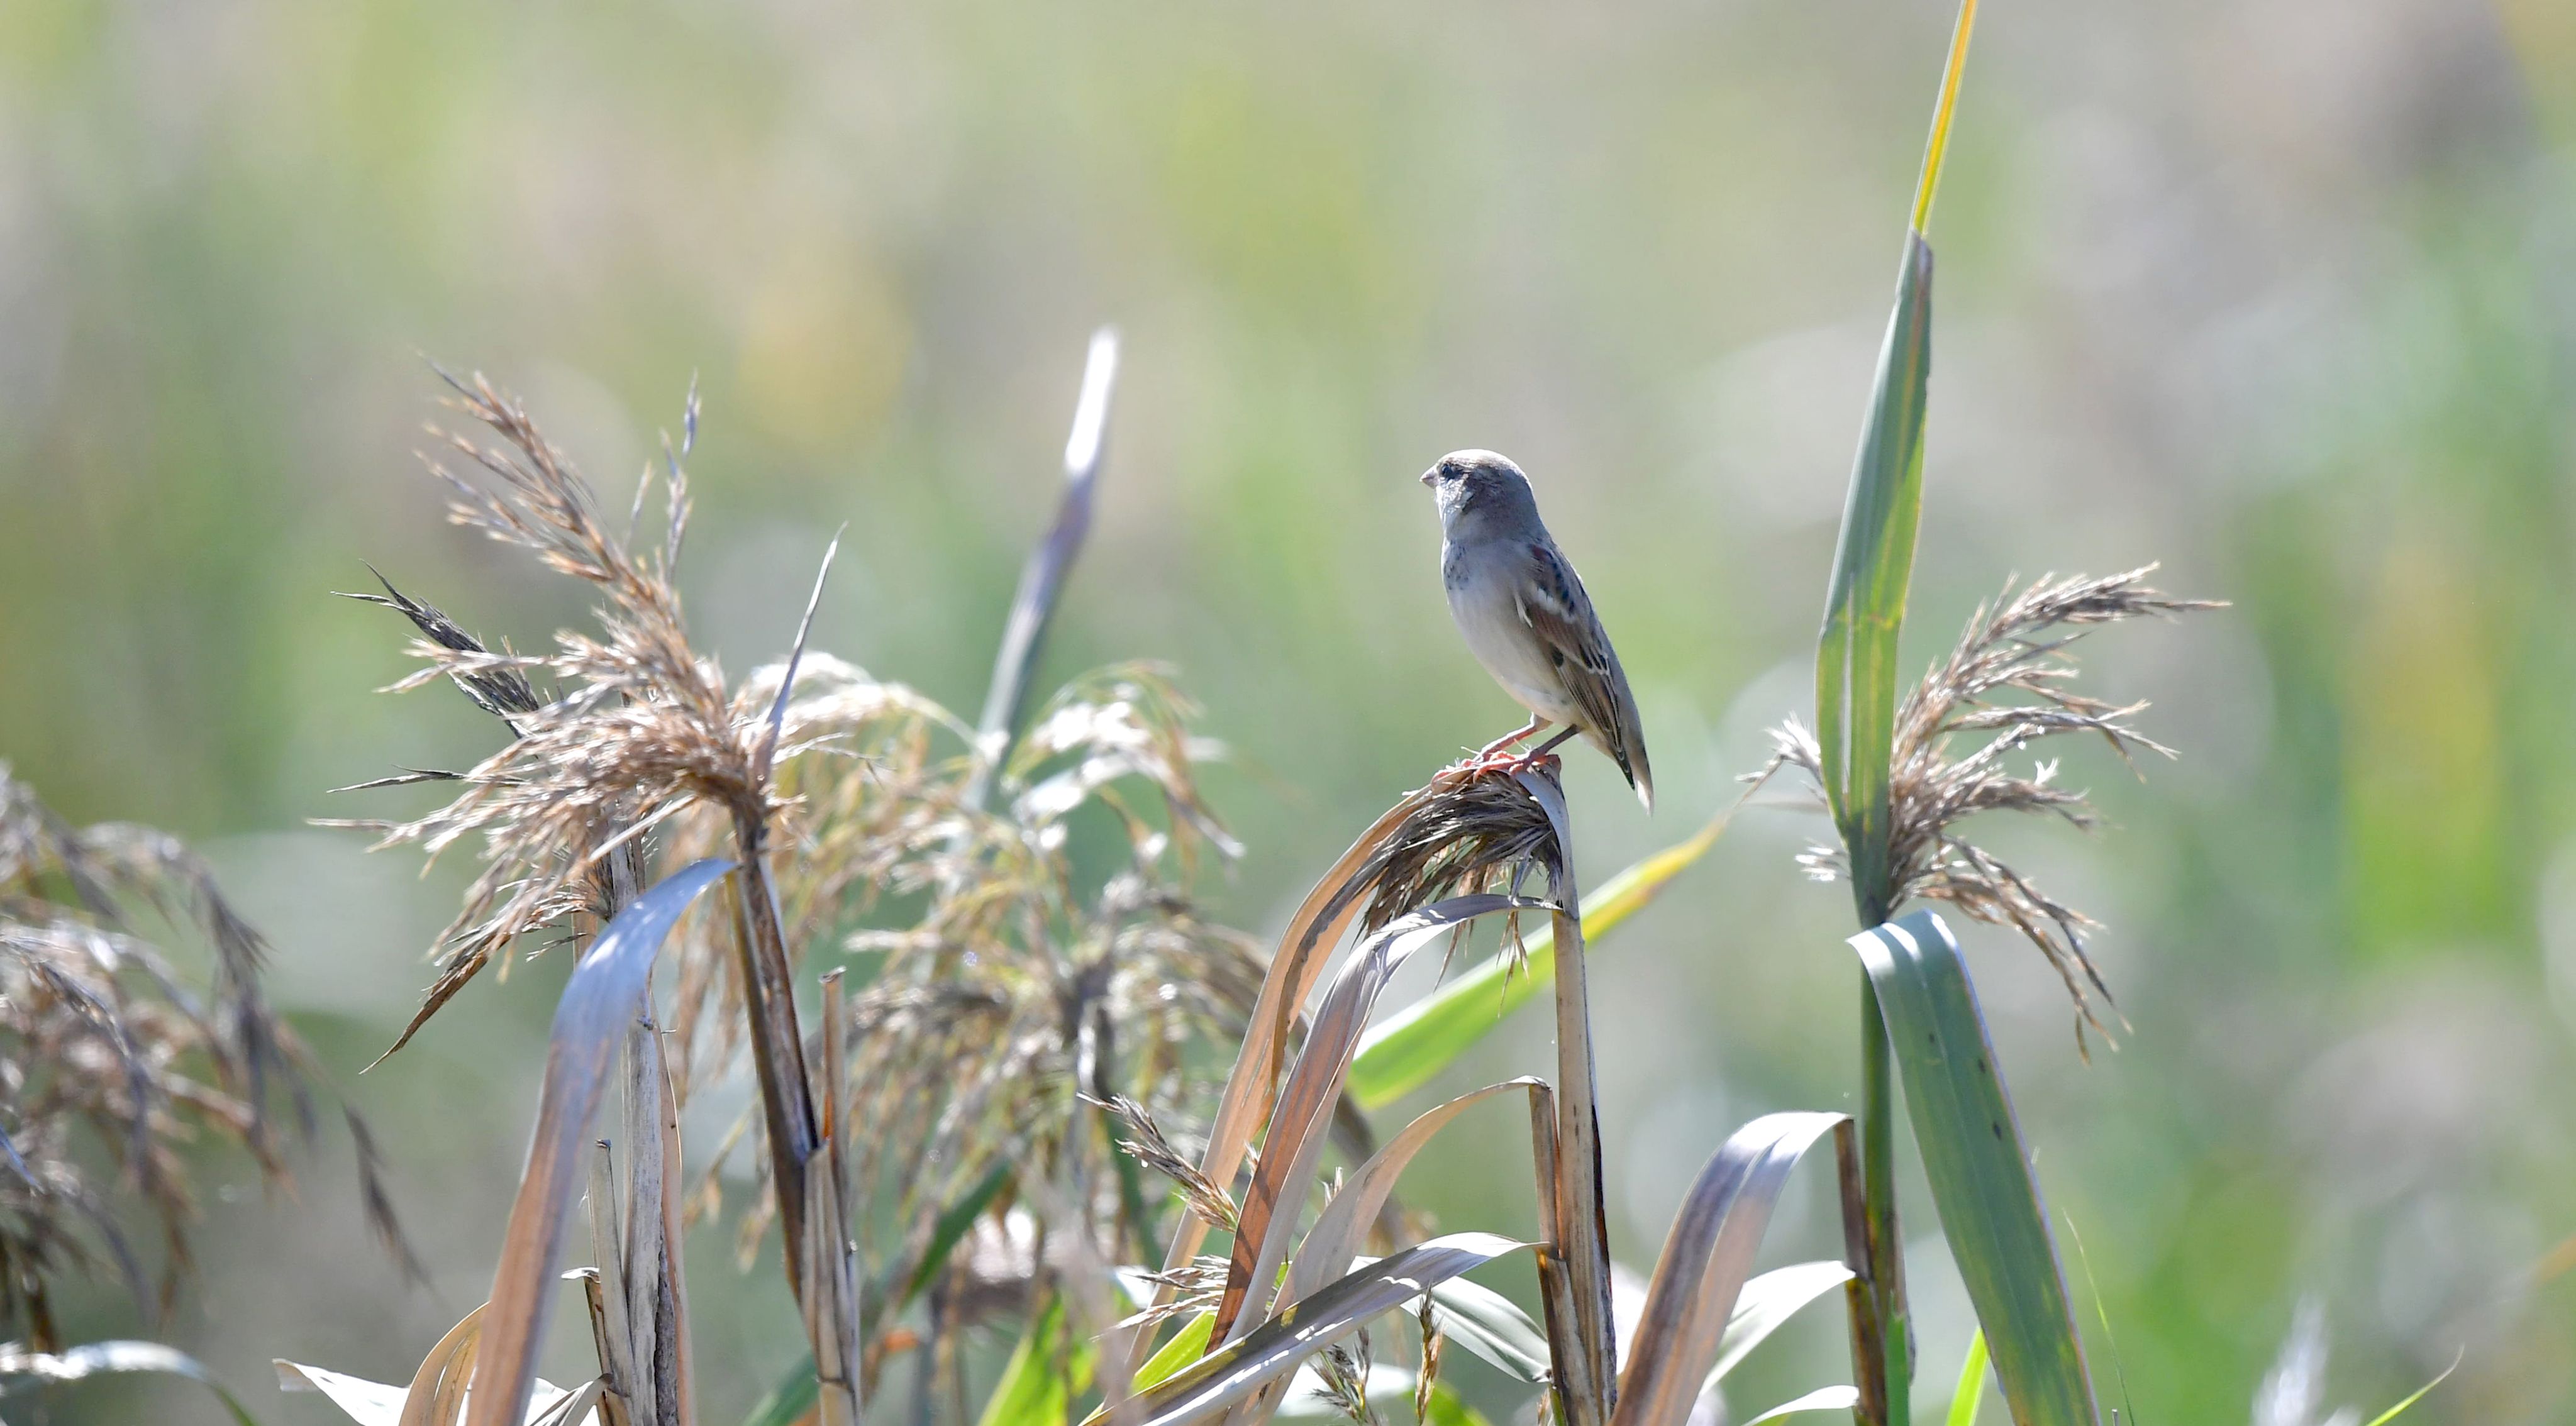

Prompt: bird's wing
xmin=1516 ymin=541 xmax=1655 ymax=807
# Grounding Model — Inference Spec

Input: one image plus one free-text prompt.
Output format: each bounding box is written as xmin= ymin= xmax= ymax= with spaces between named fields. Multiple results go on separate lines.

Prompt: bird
xmin=1423 ymin=449 xmax=1653 ymax=810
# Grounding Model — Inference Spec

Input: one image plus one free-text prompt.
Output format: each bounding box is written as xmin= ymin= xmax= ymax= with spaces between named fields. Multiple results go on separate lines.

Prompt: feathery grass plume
xmin=346 ymin=369 xmax=749 ymax=1058
xmin=339 ymin=568 xmax=542 ymax=730
xmin=345 ymin=372 xmax=1266 ymax=1404
xmin=1413 ymin=1293 xmax=1443 ymax=1425
xmin=1315 ymin=1335 xmax=1384 ymax=1426
xmin=0 ymin=766 xmax=414 ymax=1344
xmin=1759 ymin=567 xmax=2219 ymax=1047
xmin=656 ymin=659 xmax=1260 ymax=1362
xmin=1099 ymin=1095 xmax=1237 ymax=1235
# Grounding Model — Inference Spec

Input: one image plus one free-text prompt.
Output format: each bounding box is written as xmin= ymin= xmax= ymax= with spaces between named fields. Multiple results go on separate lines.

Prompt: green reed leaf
xmin=1851 ymin=911 xmax=2096 ymax=1425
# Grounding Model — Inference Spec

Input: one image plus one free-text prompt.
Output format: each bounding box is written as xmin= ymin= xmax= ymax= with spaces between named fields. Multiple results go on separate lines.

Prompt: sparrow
xmin=1423 ymin=450 xmax=1653 ymax=810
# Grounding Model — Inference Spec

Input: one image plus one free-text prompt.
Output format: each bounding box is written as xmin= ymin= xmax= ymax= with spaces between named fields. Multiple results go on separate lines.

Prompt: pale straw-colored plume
xmin=1760 ymin=566 xmax=2220 ymax=1048
xmin=0 ymin=765 xmax=416 ymax=1344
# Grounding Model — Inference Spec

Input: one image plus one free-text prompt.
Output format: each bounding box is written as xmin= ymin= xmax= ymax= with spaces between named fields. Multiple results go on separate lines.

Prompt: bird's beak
xmin=1418 ymin=467 xmax=1437 ymax=487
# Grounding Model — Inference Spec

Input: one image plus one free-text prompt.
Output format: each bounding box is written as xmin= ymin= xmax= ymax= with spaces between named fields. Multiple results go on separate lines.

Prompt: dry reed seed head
xmin=1124 ymin=1252 xmax=1233 ymax=1324
xmin=1005 ymin=665 xmax=1243 ymax=865
xmin=1317 ymin=1332 xmax=1384 ymax=1426
xmin=360 ymin=374 xmax=1267 ymax=1379
xmin=353 ymin=376 xmax=786 ymax=1059
xmin=338 ymin=569 xmax=541 ymax=726
xmin=0 ymin=765 xmax=416 ymax=1340
xmin=648 ymin=655 xmax=1257 ymax=1311
xmin=1094 ymin=1093 xmax=1238 ymax=1233
xmin=1317 ymin=761 xmax=1569 ymax=976
xmin=1757 ymin=568 xmax=2218 ymax=1049
xmin=1414 ymin=1294 xmax=1444 ymax=1423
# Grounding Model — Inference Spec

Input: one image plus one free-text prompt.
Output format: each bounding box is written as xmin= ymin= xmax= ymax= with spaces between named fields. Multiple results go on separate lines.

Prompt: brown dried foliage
xmin=662 ymin=662 xmax=1261 ymax=1315
xmin=345 ymin=377 xmax=1263 ymax=1373
xmin=338 ymin=370 xmax=757 ymax=1059
xmin=0 ymin=766 xmax=412 ymax=1344
xmin=1760 ymin=567 xmax=2219 ymax=1046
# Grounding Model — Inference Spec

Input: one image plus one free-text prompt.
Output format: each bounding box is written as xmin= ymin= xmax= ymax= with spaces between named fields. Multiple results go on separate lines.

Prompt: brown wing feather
xmin=1516 ymin=541 xmax=1655 ymax=809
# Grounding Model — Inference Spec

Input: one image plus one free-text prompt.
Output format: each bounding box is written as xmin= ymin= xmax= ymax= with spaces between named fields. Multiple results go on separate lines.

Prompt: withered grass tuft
xmin=1762 ymin=565 xmax=2221 ymax=1046
xmin=0 ymin=766 xmax=414 ymax=1346
xmin=341 ymin=360 xmax=1266 ymax=1410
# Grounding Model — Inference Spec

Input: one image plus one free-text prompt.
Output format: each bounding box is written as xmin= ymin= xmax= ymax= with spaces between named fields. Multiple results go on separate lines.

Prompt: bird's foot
xmin=1459 ymin=746 xmax=1560 ymax=781
xmin=1468 ymin=720 xmax=1546 ymax=761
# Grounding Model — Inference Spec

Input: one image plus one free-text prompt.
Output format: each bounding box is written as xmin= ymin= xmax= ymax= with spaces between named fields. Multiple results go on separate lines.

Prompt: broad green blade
xmin=1850 ymin=911 xmax=2097 ymax=1425
xmin=1348 ymin=810 xmax=1729 ymax=1108
xmin=1947 ymin=1330 xmax=1990 ymax=1426
xmin=0 ymin=1341 xmax=262 ymax=1426
xmin=1814 ymin=229 xmax=1934 ymax=922
xmin=980 ymin=1293 xmax=1095 ymax=1426
xmin=1132 ymin=1313 xmax=1217 ymax=1394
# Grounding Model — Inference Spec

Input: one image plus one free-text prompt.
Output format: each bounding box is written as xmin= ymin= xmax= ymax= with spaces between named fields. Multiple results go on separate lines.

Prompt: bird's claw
xmin=1457 ymin=748 xmax=1558 ymax=781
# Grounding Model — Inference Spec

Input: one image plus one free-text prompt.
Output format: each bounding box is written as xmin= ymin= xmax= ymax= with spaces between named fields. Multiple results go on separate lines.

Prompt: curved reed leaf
xmin=1284 ymin=1080 xmax=1545 ymax=1310
xmin=0 ymin=1340 xmax=261 ymax=1426
xmin=1816 ymin=230 xmax=1933 ymax=919
xmin=277 ymin=1353 xmax=605 ymax=1426
xmin=1216 ymin=895 xmax=1545 ymax=1341
xmin=2360 ymin=1351 xmax=2460 ymax=1426
xmin=1850 ymin=911 xmax=2094 ymax=1425
xmin=464 ymin=859 xmax=737 ymax=1426
xmin=1702 ymin=1261 xmax=1856 ymax=1391
xmin=276 ymin=1360 xmax=410 ymax=1425
xmin=1125 ymin=1234 xmax=1530 ymax=1426
xmin=402 ymin=1303 xmax=486 ymax=1426
xmin=1348 ymin=809 xmax=1729 ymax=1108
xmin=1157 ymin=775 xmax=1464 ymax=1306
xmin=1608 ymin=1112 xmax=1848 ymax=1426
xmin=963 ymin=325 xmax=1121 ymax=809
xmin=1216 ymin=1080 xmax=1549 ymax=1421
xmin=1744 ymin=1386 xmax=1863 ymax=1424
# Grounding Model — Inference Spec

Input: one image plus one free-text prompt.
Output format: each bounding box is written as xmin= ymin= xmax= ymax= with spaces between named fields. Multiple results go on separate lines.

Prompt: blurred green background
xmin=4 ymin=0 xmax=2573 ymax=1420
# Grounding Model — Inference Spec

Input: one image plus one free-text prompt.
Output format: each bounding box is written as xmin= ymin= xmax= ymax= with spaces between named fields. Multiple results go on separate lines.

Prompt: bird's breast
xmin=1443 ymin=539 xmax=1583 ymax=723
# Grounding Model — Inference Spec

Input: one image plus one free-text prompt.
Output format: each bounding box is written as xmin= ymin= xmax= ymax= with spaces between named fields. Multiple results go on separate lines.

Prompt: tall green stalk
xmin=1814 ymin=5 xmax=1973 ymax=1416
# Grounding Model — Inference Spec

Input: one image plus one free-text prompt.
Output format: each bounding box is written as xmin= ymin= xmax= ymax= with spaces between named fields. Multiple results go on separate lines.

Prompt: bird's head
xmin=1421 ymin=449 xmax=1539 ymax=535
